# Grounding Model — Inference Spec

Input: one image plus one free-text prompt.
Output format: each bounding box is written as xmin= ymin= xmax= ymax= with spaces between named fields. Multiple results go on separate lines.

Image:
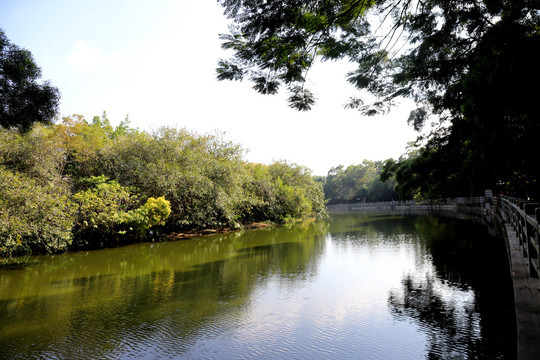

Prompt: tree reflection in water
xmin=389 ymin=272 xmax=482 ymax=359
xmin=388 ymin=230 xmax=516 ymax=360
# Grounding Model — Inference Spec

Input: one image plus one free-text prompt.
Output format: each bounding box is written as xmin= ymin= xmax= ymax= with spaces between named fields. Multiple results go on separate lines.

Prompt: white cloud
xmin=66 ymin=40 xmax=105 ymax=70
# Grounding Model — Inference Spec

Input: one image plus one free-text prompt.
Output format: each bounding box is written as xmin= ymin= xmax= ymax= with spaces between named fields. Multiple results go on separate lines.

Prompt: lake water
xmin=0 ymin=212 xmax=516 ymax=359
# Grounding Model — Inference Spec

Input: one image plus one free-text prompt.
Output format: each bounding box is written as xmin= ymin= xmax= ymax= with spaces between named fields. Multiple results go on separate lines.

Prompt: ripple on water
xmin=1 ymin=213 xmax=516 ymax=360
xmin=164 ymin=304 xmax=411 ymax=360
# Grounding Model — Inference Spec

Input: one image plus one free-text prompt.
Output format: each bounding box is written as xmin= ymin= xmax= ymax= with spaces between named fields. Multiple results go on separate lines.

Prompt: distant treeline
xmin=316 ymin=160 xmax=398 ymax=204
xmin=0 ymin=113 xmax=326 ymax=257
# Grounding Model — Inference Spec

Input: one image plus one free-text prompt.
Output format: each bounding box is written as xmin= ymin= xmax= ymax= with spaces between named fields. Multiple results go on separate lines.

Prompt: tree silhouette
xmin=0 ymin=29 xmax=60 ymax=132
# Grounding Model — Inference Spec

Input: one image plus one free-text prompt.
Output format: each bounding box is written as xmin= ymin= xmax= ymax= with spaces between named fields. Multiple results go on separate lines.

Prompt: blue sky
xmin=1 ymin=0 xmax=419 ymax=176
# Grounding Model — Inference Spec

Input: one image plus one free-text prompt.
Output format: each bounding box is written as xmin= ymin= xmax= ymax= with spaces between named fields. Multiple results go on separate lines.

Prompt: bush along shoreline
xmin=0 ymin=114 xmax=327 ymax=258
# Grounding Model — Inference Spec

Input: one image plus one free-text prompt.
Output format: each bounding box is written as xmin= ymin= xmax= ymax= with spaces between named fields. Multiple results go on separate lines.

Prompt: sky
xmin=0 ymin=0 xmax=419 ymax=176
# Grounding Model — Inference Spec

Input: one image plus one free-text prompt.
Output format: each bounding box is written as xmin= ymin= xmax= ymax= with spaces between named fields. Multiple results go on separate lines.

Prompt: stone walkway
xmin=505 ymin=224 xmax=540 ymax=360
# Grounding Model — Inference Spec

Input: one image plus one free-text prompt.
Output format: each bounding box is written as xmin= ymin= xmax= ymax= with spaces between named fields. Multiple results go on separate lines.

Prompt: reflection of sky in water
xmin=185 ymin=234 xmax=432 ymax=359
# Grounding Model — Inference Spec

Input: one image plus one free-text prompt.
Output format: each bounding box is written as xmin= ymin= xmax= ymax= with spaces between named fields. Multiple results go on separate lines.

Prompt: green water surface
xmin=0 ymin=213 xmax=516 ymax=359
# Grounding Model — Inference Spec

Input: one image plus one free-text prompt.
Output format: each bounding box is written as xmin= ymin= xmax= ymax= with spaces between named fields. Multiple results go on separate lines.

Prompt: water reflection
xmin=0 ymin=221 xmax=328 ymax=359
xmin=386 ymin=214 xmax=516 ymax=360
xmin=389 ymin=272 xmax=481 ymax=360
xmin=0 ymin=213 xmax=515 ymax=359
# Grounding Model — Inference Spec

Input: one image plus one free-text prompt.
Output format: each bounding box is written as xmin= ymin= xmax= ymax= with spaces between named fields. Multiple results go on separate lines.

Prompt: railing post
xmin=521 ymin=203 xmax=539 ymax=273
xmin=527 ymin=205 xmax=540 ymax=278
xmin=519 ymin=202 xmax=529 ymax=256
xmin=509 ymin=198 xmax=517 ymax=230
xmin=534 ymin=207 xmax=540 ymax=280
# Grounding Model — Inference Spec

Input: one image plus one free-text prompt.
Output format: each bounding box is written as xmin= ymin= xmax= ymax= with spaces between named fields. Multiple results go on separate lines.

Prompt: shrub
xmin=241 ymin=161 xmax=326 ymax=223
xmin=271 ymin=178 xmax=312 ymax=221
xmin=126 ymin=196 xmax=171 ymax=235
xmin=0 ymin=166 xmax=75 ymax=256
xmin=0 ymin=125 xmax=66 ymax=186
xmin=98 ymin=127 xmax=248 ymax=229
xmin=71 ymin=176 xmax=171 ymax=248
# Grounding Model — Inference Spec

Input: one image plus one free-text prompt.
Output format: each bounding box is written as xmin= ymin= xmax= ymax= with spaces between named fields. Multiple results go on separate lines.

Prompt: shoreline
xmin=166 ymin=222 xmax=275 ymax=241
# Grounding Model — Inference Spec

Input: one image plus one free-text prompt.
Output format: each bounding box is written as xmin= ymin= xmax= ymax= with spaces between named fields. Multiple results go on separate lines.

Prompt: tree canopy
xmin=217 ymin=0 xmax=540 ymax=199
xmin=321 ymin=160 xmax=398 ymax=203
xmin=0 ymin=116 xmax=327 ymax=256
xmin=0 ymin=29 xmax=60 ymax=132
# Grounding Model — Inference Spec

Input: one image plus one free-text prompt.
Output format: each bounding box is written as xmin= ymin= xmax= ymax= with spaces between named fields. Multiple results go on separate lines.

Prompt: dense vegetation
xmin=217 ymin=0 xmax=540 ymax=200
xmin=0 ymin=115 xmax=326 ymax=257
xmin=0 ymin=29 xmax=325 ymax=258
xmin=317 ymin=160 xmax=397 ymax=204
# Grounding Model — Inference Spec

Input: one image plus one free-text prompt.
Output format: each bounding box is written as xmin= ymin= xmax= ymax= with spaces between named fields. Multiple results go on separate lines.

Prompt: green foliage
xmin=324 ymin=160 xmax=397 ymax=203
xmin=0 ymin=166 xmax=75 ymax=256
xmin=0 ymin=125 xmax=66 ymax=185
xmin=110 ymin=115 xmax=134 ymax=139
xmin=0 ymin=115 xmax=325 ymax=256
xmin=71 ymin=176 xmax=172 ymax=248
xmin=49 ymin=118 xmax=325 ymax=230
xmin=126 ymin=197 xmax=171 ymax=235
xmin=0 ymin=29 xmax=60 ymax=132
xmin=95 ymin=127 xmax=245 ymax=229
xmin=287 ymin=86 xmax=316 ymax=111
xmin=267 ymin=160 xmax=326 ymax=220
xmin=217 ymin=1 xmax=540 ymax=199
xmin=380 ymin=140 xmax=479 ymax=200
xmin=217 ymin=0 xmax=376 ymax=111
xmin=240 ymin=161 xmax=320 ymax=223
xmin=271 ymin=178 xmax=312 ymax=221
xmin=71 ymin=176 xmax=140 ymax=244
xmin=54 ymin=114 xmax=113 ymax=178
xmin=97 ymin=128 xmax=326 ymax=228
xmin=239 ymin=163 xmax=275 ymax=221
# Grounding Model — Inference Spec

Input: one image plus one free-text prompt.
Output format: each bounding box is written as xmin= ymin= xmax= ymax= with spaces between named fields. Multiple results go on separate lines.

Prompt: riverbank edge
xmin=165 ymin=215 xmax=324 ymax=241
xmin=166 ymin=221 xmax=275 ymax=241
xmin=0 ymin=221 xmax=277 ymax=268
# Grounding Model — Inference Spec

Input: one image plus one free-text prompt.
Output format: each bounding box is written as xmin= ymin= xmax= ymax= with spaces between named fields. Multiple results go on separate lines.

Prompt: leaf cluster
xmin=218 ymin=0 xmax=540 ymax=199
xmin=323 ymin=160 xmax=397 ymax=203
xmin=0 ymin=29 xmax=60 ymax=132
xmin=71 ymin=176 xmax=172 ymax=247
xmin=217 ymin=0 xmax=374 ymax=110
xmin=0 ymin=166 xmax=75 ymax=256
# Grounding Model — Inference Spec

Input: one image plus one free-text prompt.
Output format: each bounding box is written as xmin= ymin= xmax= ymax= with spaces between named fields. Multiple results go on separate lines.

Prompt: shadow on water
xmin=388 ymin=270 xmax=516 ymax=360
xmin=384 ymin=213 xmax=517 ymax=360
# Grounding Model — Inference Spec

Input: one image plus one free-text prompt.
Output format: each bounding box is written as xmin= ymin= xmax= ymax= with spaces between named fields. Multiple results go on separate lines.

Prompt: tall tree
xmin=216 ymin=1 xmax=538 ymax=115
xmin=217 ymin=1 xmax=540 ymax=198
xmin=324 ymin=160 xmax=397 ymax=203
xmin=0 ymin=29 xmax=60 ymax=132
